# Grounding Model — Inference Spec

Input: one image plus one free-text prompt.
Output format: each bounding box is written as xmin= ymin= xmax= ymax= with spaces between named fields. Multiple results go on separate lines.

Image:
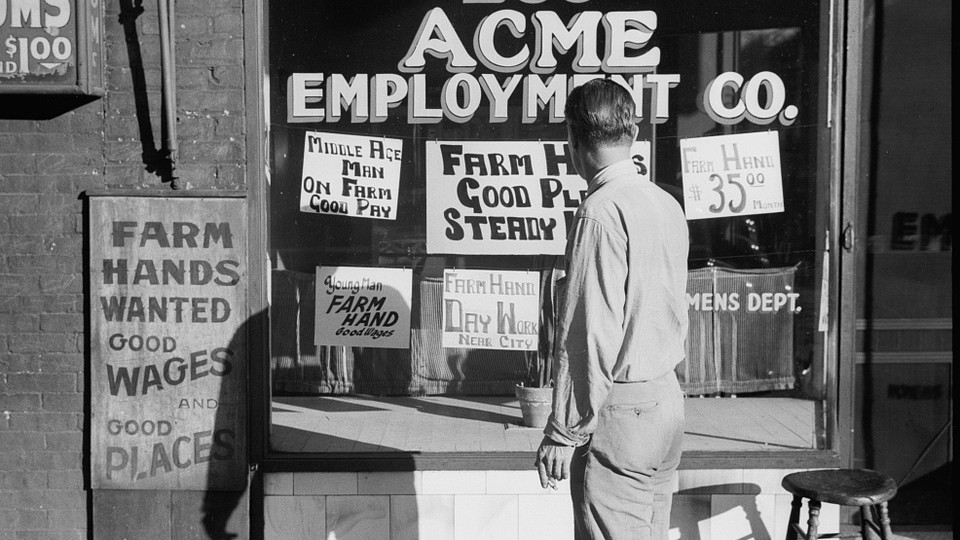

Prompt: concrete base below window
xmin=263 ymin=469 xmax=840 ymax=539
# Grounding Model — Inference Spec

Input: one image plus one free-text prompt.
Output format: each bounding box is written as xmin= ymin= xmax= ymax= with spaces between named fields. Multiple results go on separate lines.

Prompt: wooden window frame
xmin=242 ymin=0 xmax=867 ymax=473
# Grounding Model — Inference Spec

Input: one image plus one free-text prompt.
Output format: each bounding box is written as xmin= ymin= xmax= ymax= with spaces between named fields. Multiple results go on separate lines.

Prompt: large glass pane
xmin=267 ymin=0 xmax=829 ymax=455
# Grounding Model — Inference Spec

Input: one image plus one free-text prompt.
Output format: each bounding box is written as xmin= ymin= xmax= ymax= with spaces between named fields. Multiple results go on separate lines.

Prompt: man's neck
xmin=580 ymin=144 xmax=633 ymax=181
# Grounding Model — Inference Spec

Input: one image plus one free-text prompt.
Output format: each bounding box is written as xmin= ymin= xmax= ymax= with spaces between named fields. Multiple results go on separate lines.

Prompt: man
xmin=536 ymin=78 xmax=689 ymax=540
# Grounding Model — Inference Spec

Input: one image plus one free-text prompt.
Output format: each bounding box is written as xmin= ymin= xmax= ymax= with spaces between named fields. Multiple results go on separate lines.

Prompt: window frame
xmin=244 ymin=0 xmax=861 ymax=472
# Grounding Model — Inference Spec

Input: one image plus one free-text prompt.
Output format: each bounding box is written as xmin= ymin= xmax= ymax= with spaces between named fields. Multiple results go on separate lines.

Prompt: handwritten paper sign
xmin=426 ymin=140 xmax=650 ymax=255
xmin=679 ymin=131 xmax=784 ymax=220
xmin=441 ymin=269 xmax=540 ymax=351
xmin=299 ymin=131 xmax=403 ymax=219
xmin=89 ymin=196 xmax=247 ymax=490
xmin=315 ymin=266 xmax=412 ymax=349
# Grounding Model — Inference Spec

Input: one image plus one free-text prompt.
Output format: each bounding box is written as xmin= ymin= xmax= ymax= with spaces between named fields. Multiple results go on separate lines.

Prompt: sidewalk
xmin=839 ymin=526 xmax=953 ymax=540
xmin=893 ymin=532 xmax=953 ymax=540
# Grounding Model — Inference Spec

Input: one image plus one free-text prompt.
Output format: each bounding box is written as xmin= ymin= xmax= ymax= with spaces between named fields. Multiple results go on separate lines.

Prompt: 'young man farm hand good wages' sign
xmin=315 ymin=266 xmax=413 ymax=349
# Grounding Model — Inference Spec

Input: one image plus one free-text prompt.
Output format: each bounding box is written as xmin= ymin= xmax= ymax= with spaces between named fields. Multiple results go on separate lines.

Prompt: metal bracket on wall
xmin=841 ymin=222 xmax=855 ymax=252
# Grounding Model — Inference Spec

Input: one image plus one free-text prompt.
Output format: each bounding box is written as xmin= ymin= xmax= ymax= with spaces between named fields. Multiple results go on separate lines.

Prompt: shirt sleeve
xmin=543 ymin=216 xmax=627 ymax=446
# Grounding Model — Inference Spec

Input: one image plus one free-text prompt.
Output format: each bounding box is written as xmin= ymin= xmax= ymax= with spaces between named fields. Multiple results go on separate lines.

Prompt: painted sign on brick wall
xmin=88 ymin=195 xmax=247 ymax=490
xmin=0 ymin=0 xmax=104 ymax=94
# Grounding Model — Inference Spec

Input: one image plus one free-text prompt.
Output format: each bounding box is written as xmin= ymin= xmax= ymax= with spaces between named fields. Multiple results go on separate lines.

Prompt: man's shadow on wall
xmin=200 ymin=308 xmax=262 ymax=540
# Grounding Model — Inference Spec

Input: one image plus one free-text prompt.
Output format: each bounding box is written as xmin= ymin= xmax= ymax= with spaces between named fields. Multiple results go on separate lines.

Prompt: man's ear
xmin=630 ymin=123 xmax=639 ymax=141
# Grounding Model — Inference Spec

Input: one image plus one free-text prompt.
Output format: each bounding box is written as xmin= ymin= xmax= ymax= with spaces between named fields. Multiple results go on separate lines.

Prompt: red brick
xmin=8 ymin=412 xmax=81 ymax=432
xmin=0 ymin=236 xmax=48 ymax=258
xmin=177 ymin=90 xmax=244 ymax=114
xmin=0 ymin=471 xmax=47 ymax=490
xmin=0 ymin=153 xmax=36 ymax=174
xmin=36 ymin=152 xmax=104 ymax=175
xmin=15 ymin=509 xmax=49 ymax=529
xmin=41 ymin=393 xmax=83 ymax=413
xmin=25 ymin=451 xmax=82 ymax=471
xmin=47 ymin=507 xmax=87 ymax=529
xmin=7 ymin=334 xmax=81 ymax=355
xmin=39 ymin=314 xmax=84 ymax=333
xmin=19 ymin=295 xmax=83 ymax=315
xmin=16 ymin=488 xmax=86 ymax=508
xmin=0 ymin=194 xmax=39 ymax=214
xmin=0 ymin=176 xmax=57 ymax=194
xmin=0 ymin=274 xmax=39 ymax=295
xmin=0 ymin=432 xmax=45 ymax=450
xmin=45 ymin=432 xmax=83 ymax=451
xmin=0 ymin=354 xmax=41 ymax=372
xmin=38 ymin=193 xmax=83 ymax=215
xmin=39 ymin=274 xmax=82 ymax=294
xmin=0 ymin=393 xmax=42 ymax=412
xmin=0 ymin=451 xmax=27 ymax=469
xmin=46 ymin=470 xmax=84 ymax=490
xmin=0 ymin=314 xmax=39 ymax=332
xmin=2 ymin=373 xmax=75 ymax=393
xmin=38 ymin=354 xmax=84 ymax=373
xmin=8 ymin=215 xmax=76 ymax=234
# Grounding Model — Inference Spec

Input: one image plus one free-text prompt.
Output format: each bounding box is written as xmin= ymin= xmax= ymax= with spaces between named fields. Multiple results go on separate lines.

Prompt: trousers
xmin=570 ymin=370 xmax=685 ymax=540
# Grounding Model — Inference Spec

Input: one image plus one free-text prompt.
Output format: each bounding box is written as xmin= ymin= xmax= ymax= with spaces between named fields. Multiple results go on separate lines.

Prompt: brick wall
xmin=0 ymin=1 xmax=246 ymax=537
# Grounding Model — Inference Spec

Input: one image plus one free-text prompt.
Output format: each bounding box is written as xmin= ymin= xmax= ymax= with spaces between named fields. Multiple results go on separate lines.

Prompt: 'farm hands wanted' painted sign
xmin=89 ymin=195 xmax=247 ymax=490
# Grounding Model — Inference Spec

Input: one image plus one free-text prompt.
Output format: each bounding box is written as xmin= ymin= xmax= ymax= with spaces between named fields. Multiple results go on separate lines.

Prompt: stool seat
xmin=781 ymin=469 xmax=898 ymax=540
xmin=782 ymin=469 xmax=898 ymax=506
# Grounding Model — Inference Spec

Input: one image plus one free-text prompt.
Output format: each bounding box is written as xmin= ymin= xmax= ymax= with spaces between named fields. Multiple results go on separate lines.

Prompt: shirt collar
xmin=587 ymin=158 xmax=643 ymax=196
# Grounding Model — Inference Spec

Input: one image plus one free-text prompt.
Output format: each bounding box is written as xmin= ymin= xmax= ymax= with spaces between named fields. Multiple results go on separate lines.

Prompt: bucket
xmin=515 ymin=384 xmax=553 ymax=428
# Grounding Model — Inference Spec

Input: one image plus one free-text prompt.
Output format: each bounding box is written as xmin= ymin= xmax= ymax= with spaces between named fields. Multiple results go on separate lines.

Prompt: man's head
xmin=564 ymin=79 xmax=638 ymax=178
xmin=565 ymin=79 xmax=637 ymax=148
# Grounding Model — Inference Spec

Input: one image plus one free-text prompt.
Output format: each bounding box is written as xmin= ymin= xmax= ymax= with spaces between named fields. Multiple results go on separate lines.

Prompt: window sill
xmin=264 ymin=395 xmax=837 ymax=472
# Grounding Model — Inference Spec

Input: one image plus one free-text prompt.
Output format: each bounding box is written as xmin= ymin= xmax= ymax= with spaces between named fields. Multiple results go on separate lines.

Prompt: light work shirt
xmin=544 ymin=159 xmax=689 ymax=447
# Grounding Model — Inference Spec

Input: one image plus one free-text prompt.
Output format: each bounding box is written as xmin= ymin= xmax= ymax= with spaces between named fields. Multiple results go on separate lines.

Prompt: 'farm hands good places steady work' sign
xmin=427 ymin=140 xmax=649 ymax=255
xmin=89 ymin=196 xmax=247 ymax=490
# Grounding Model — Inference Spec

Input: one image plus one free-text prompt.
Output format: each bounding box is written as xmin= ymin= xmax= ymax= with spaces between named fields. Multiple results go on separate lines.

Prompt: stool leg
xmin=806 ymin=500 xmax=821 ymax=540
xmin=860 ymin=505 xmax=875 ymax=540
xmin=877 ymin=502 xmax=893 ymax=539
xmin=786 ymin=495 xmax=803 ymax=540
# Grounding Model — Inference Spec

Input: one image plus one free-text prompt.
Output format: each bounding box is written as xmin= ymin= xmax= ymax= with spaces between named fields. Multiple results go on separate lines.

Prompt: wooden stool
xmin=782 ymin=469 xmax=897 ymax=540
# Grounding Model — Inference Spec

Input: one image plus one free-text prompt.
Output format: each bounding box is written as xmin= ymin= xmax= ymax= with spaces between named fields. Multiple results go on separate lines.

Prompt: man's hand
xmin=536 ymin=436 xmax=574 ymax=489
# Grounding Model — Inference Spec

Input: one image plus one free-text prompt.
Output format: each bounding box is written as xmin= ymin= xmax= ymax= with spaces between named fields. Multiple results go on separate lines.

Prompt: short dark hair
xmin=564 ymin=78 xmax=636 ymax=147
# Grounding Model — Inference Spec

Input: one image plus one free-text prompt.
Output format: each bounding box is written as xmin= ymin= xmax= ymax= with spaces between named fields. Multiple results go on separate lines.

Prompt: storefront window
xmin=266 ymin=0 xmax=832 ymax=458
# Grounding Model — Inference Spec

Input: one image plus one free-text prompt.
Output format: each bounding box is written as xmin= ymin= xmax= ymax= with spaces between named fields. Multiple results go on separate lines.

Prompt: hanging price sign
xmin=679 ymin=131 xmax=784 ymax=221
xmin=0 ymin=0 xmax=104 ymax=95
